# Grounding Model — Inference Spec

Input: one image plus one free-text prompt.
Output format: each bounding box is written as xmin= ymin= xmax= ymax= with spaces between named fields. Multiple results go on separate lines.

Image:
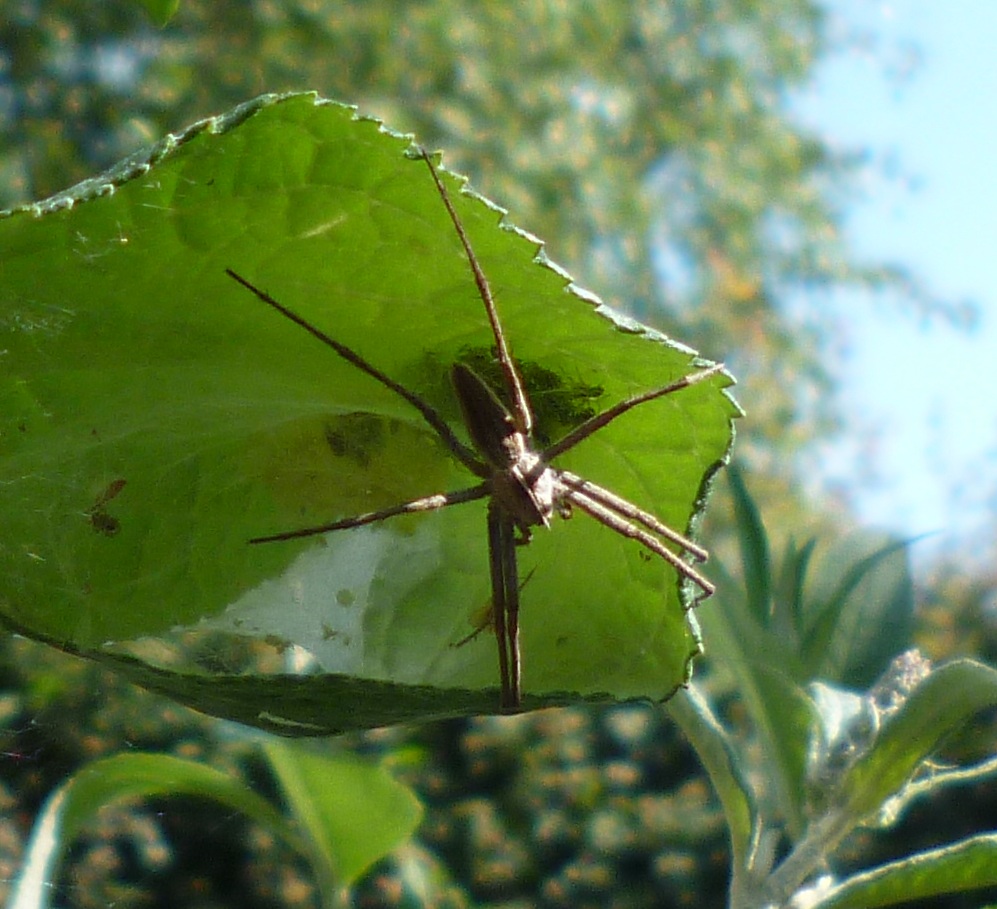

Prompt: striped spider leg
xmin=227 ymin=147 xmax=723 ymax=711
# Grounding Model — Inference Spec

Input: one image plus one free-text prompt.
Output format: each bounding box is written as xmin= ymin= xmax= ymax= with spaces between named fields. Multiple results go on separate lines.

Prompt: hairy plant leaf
xmin=814 ymin=835 xmax=997 ymax=909
xmin=839 ymin=659 xmax=997 ymax=824
xmin=800 ymin=535 xmax=915 ymax=688
xmin=0 ymin=93 xmax=737 ymax=729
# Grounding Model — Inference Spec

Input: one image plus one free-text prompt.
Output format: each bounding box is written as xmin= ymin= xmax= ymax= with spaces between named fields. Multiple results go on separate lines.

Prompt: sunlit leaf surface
xmin=0 ymin=93 xmax=738 ymax=730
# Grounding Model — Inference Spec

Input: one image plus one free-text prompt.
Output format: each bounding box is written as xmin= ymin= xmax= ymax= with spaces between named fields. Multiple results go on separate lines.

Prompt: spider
xmin=227 ymin=147 xmax=724 ymax=711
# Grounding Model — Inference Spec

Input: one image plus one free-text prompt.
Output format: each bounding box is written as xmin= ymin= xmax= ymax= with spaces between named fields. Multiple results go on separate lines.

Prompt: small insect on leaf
xmin=454 ymin=567 xmax=538 ymax=648
xmin=87 ymin=478 xmax=127 ymax=537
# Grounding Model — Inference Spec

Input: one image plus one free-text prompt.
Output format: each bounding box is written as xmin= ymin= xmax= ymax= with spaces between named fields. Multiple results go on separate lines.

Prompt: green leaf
xmin=814 ymin=835 xmax=997 ymax=909
xmin=775 ymin=537 xmax=815 ymax=648
xmin=9 ymin=752 xmax=303 ymax=909
xmin=839 ymin=659 xmax=997 ymax=824
xmin=699 ymin=474 xmax=814 ymax=836
xmin=137 ymin=0 xmax=180 ymax=25
xmin=698 ymin=588 xmax=816 ymax=838
xmin=263 ymin=740 xmax=423 ymax=889
xmin=0 ymin=93 xmax=738 ymax=727
xmin=8 ymin=746 xmax=421 ymax=908
xmin=0 ymin=595 xmax=618 ymax=736
xmin=799 ymin=535 xmax=915 ymax=687
xmin=728 ymin=463 xmax=772 ymax=625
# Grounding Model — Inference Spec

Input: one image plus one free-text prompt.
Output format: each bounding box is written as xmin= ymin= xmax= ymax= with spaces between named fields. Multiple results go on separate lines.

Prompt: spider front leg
xmin=559 ymin=470 xmax=708 ymax=561
xmin=557 ymin=473 xmax=715 ymax=598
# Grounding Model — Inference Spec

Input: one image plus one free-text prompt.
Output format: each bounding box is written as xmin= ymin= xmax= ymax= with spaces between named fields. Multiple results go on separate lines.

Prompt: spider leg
xmin=543 ymin=362 xmax=727 ymax=461
xmin=417 ymin=148 xmax=534 ymax=437
xmin=500 ymin=514 xmax=523 ymax=708
xmin=487 ymin=503 xmax=511 ymax=707
xmin=249 ymin=482 xmax=489 ymax=544
xmin=226 ymin=268 xmax=486 ymax=477
xmin=558 ymin=471 xmax=708 ymax=561
xmin=488 ymin=501 xmax=522 ymax=710
xmin=563 ymin=485 xmax=716 ymax=598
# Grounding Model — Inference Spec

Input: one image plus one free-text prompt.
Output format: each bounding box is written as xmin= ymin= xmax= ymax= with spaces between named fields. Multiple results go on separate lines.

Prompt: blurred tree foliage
xmin=1 ymin=0 xmax=897 ymax=456
xmin=2 ymin=0 xmax=991 ymax=632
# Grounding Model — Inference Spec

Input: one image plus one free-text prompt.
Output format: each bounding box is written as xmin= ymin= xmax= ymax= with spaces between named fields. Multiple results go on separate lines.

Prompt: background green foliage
xmin=4 ymin=0 xmax=982 ymax=565
xmin=0 ymin=0 xmax=905 ymax=460
xmin=3 ymin=1 xmax=995 ymax=907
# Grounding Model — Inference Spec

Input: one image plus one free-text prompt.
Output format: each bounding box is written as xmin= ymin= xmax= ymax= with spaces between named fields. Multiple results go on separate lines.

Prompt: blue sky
xmin=793 ymin=1 xmax=996 ymax=566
